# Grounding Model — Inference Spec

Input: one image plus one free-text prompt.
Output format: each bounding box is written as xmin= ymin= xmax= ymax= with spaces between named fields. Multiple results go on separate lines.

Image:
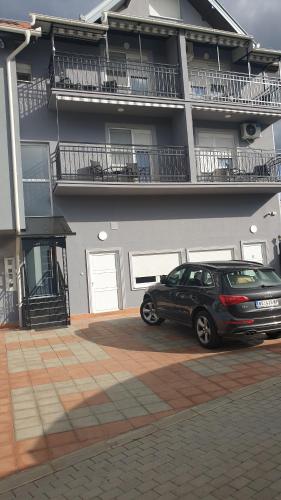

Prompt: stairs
xmin=23 ymin=295 xmax=70 ymax=329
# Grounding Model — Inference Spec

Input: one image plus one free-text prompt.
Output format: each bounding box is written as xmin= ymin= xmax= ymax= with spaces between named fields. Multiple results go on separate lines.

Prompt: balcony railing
xmin=195 ymin=147 xmax=281 ymax=182
xmin=49 ymin=52 xmax=182 ymax=99
xmin=54 ymin=142 xmax=189 ymax=184
xmin=190 ymin=68 xmax=281 ymax=108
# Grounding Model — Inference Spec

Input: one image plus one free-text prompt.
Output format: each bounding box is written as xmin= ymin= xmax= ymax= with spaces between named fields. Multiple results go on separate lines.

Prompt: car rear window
xmin=225 ymin=269 xmax=281 ymax=289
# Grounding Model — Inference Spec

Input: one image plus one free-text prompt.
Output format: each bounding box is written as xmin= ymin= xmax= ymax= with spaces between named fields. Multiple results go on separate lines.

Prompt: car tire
xmin=194 ymin=311 xmax=222 ymax=349
xmin=266 ymin=332 xmax=280 ymax=339
xmin=140 ymin=298 xmax=164 ymax=326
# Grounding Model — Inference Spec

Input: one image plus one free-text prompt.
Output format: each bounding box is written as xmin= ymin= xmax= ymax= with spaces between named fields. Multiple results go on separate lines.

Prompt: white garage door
xmin=89 ymin=252 xmax=120 ymax=313
xmin=242 ymin=243 xmax=265 ymax=264
xmin=189 ymin=249 xmax=234 ymax=263
xmin=131 ymin=252 xmax=181 ymax=288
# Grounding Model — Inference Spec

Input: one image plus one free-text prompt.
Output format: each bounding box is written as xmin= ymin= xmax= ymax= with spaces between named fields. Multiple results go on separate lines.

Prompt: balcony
xmin=53 ymin=142 xmax=190 ymax=195
xmin=195 ymin=147 xmax=281 ymax=183
xmin=49 ymin=52 xmax=182 ymax=100
xmin=190 ymin=68 xmax=281 ymax=109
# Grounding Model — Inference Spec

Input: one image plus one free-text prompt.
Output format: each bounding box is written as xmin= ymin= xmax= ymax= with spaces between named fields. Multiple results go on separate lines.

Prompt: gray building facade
xmin=1 ymin=0 xmax=281 ymax=327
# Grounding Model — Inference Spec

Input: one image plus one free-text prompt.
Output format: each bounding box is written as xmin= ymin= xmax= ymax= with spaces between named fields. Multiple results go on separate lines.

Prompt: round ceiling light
xmin=118 ymin=107 xmax=125 ymax=112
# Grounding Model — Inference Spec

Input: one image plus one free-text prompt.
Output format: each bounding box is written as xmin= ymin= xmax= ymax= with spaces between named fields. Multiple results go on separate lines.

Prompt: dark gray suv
xmin=140 ymin=261 xmax=281 ymax=348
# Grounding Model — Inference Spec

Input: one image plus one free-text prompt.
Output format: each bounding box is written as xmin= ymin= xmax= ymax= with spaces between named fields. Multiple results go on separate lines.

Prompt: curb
xmin=1 ymin=375 xmax=281 ymax=495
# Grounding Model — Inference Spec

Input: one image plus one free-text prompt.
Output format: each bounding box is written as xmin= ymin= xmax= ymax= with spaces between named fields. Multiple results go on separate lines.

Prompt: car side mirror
xmin=160 ymin=275 xmax=167 ymax=285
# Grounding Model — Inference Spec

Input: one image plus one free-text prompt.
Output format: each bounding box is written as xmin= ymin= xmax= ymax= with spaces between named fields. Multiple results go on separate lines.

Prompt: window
xmin=21 ymin=143 xmax=52 ymax=217
xmin=149 ymin=0 xmax=181 ymax=20
xmin=184 ymin=268 xmax=215 ymax=287
xmin=191 ymin=86 xmax=207 ymax=97
xmin=225 ymin=269 xmax=281 ymax=289
xmin=189 ymin=249 xmax=234 ymax=263
xmin=131 ymin=251 xmax=181 ymax=289
xmin=17 ymin=63 xmax=32 ymax=83
xmin=185 ymin=269 xmax=204 ymax=287
xmin=166 ymin=267 xmax=186 ymax=286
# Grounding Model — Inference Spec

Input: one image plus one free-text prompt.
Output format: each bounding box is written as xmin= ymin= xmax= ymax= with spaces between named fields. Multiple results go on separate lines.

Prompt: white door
xmin=189 ymin=249 xmax=234 ymax=263
xmin=196 ymin=131 xmax=235 ymax=175
xmin=242 ymin=243 xmax=266 ymax=264
xmin=89 ymin=252 xmax=120 ymax=313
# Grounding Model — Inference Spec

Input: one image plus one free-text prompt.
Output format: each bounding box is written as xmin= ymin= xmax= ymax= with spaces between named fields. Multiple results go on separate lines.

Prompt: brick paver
xmin=1 ymin=377 xmax=281 ymax=499
xmin=1 ymin=312 xmax=281 ymax=481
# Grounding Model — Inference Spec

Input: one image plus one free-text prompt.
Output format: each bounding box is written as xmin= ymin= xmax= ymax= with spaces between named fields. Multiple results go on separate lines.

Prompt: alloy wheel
xmin=196 ymin=315 xmax=211 ymax=345
xmin=142 ymin=301 xmax=160 ymax=324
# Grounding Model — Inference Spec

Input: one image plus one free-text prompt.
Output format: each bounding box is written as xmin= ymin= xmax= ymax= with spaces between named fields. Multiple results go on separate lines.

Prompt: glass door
xmin=24 ymin=241 xmax=57 ymax=297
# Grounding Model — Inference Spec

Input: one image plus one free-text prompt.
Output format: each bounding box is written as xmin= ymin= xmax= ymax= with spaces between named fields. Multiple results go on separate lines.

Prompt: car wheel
xmin=266 ymin=332 xmax=280 ymax=339
xmin=140 ymin=299 xmax=164 ymax=326
xmin=194 ymin=311 xmax=222 ymax=349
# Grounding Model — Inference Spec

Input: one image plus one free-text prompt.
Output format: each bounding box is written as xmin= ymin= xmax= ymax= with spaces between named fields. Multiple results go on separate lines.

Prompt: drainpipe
xmin=3 ymin=26 xmax=41 ymax=326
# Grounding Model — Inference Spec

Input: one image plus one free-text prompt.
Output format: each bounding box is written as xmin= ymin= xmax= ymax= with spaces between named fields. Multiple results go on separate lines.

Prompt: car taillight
xmin=219 ymin=295 xmax=250 ymax=306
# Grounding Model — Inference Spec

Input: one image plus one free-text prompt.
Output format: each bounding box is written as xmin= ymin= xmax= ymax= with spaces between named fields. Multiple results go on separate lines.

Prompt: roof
xmin=21 ymin=217 xmax=75 ymax=238
xmin=81 ymin=0 xmax=247 ymax=35
xmin=30 ymin=13 xmax=108 ymax=41
xmin=0 ymin=18 xmax=32 ymax=30
xmin=184 ymin=261 xmax=266 ymax=269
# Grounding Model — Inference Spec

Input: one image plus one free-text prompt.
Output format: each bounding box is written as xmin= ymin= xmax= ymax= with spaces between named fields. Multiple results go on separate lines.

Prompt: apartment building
xmin=1 ymin=0 xmax=281 ymax=328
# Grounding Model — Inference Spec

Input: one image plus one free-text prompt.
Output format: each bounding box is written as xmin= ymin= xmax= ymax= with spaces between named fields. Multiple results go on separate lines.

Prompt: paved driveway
xmin=1 ymin=312 xmax=281 ymax=480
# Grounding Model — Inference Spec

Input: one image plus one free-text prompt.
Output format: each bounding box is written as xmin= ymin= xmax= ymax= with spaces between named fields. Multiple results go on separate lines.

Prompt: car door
xmin=155 ymin=266 xmax=188 ymax=320
xmin=172 ymin=267 xmax=216 ymax=325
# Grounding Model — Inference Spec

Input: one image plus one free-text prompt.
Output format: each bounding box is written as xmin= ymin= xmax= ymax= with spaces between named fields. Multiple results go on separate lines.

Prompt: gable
xmin=121 ymin=0 xmax=209 ymax=27
xmin=82 ymin=0 xmax=247 ymax=34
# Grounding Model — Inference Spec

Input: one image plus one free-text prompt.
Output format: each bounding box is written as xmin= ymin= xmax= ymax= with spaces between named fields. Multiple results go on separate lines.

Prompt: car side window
xmin=185 ymin=269 xmax=203 ymax=287
xmin=166 ymin=267 xmax=187 ymax=287
xmin=184 ymin=268 xmax=215 ymax=287
xmin=202 ymin=270 xmax=215 ymax=288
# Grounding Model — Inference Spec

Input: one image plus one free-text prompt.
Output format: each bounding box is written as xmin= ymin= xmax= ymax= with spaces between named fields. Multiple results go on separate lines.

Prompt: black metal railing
xmin=190 ymin=68 xmax=281 ymax=108
xmin=195 ymin=147 xmax=281 ymax=182
xmin=54 ymin=142 xmax=189 ymax=183
xmin=57 ymin=262 xmax=70 ymax=325
xmin=49 ymin=52 xmax=182 ymax=98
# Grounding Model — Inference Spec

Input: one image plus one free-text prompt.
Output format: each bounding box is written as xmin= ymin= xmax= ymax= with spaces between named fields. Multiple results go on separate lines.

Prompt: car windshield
xmin=225 ymin=268 xmax=281 ymax=289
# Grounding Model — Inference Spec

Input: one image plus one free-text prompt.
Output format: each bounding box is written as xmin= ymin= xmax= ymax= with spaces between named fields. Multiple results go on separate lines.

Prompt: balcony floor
xmin=53 ymin=180 xmax=281 ymax=196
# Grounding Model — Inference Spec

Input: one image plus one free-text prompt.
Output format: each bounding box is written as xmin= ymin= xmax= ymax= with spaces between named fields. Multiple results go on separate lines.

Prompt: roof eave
xmin=82 ymin=0 xmax=248 ymax=35
xmin=207 ymin=0 xmax=248 ymax=36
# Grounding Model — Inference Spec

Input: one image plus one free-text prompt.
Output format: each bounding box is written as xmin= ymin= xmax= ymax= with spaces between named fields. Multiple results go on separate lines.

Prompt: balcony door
xmin=196 ymin=131 xmax=236 ymax=178
xmin=109 ymin=127 xmax=154 ymax=179
xmin=107 ymin=51 xmax=150 ymax=95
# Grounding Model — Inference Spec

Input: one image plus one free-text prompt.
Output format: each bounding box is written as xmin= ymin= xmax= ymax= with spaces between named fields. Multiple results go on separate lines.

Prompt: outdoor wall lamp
xmin=264 ymin=211 xmax=277 ymax=218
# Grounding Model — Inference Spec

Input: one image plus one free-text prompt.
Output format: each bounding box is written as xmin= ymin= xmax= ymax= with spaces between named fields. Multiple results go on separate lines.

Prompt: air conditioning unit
xmin=240 ymin=123 xmax=261 ymax=141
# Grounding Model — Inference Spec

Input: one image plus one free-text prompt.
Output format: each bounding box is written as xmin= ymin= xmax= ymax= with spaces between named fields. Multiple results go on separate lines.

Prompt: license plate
xmin=256 ymin=299 xmax=279 ymax=309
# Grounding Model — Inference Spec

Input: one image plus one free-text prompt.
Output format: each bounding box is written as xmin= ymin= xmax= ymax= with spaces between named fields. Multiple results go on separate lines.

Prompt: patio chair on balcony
xmin=252 ymin=155 xmax=281 ymax=181
xmin=102 ymin=80 xmax=118 ymax=93
xmin=76 ymin=161 xmax=104 ymax=181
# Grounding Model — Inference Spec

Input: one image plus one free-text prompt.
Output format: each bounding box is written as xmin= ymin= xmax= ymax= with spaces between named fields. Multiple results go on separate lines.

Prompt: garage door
xmin=89 ymin=252 xmax=120 ymax=313
xmin=189 ymin=248 xmax=234 ymax=263
xmin=131 ymin=251 xmax=181 ymax=289
xmin=242 ymin=243 xmax=265 ymax=264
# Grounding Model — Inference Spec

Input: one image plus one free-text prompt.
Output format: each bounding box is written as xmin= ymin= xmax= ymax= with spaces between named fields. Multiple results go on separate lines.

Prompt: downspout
xmin=5 ymin=27 xmax=40 ymax=326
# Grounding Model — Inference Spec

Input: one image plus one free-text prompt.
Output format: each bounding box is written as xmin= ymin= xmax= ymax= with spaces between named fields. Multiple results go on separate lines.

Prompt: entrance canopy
xmin=21 ymin=217 xmax=75 ymax=238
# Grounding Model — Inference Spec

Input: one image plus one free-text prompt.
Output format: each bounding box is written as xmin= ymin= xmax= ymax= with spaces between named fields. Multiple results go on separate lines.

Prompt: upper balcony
xmin=49 ymin=52 xmax=183 ymax=104
xmin=189 ymin=68 xmax=281 ymax=111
